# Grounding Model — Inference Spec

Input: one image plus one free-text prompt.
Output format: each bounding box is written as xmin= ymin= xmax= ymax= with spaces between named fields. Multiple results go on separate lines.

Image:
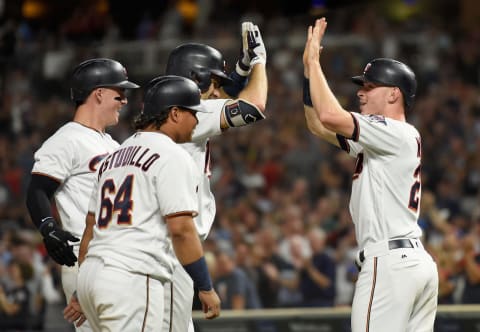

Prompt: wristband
xmin=235 ymin=61 xmax=250 ymax=77
xmin=223 ymin=71 xmax=248 ymax=98
xmin=303 ymin=77 xmax=313 ymax=107
xmin=183 ymin=257 xmax=213 ymax=291
xmin=39 ymin=217 xmax=56 ymax=236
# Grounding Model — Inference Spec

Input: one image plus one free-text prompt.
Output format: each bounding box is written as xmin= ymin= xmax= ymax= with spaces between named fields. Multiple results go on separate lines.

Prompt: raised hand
xmin=307 ymin=18 xmax=328 ymax=66
xmin=303 ymin=25 xmax=313 ymax=78
xmin=247 ymin=24 xmax=267 ymax=67
xmin=236 ymin=22 xmax=267 ymax=76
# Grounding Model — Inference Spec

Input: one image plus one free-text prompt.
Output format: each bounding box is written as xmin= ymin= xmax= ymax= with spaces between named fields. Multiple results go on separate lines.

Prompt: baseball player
xmin=160 ymin=22 xmax=268 ymax=332
xmin=74 ymin=76 xmax=220 ymax=331
xmin=303 ymin=18 xmax=438 ymax=331
xmin=68 ymin=22 xmax=267 ymax=331
xmin=25 ymin=58 xmax=140 ymax=331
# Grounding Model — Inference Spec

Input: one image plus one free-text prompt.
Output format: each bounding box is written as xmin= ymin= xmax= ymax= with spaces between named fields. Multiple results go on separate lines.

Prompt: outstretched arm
xmin=220 ymin=22 xmax=268 ymax=130
xmin=302 ymin=21 xmax=339 ymax=146
xmin=306 ymin=18 xmax=355 ymax=138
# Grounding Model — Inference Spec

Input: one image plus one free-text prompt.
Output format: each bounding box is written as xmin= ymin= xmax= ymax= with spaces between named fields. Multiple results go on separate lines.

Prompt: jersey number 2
xmin=98 ymin=175 xmax=134 ymax=228
xmin=408 ymin=164 xmax=421 ymax=211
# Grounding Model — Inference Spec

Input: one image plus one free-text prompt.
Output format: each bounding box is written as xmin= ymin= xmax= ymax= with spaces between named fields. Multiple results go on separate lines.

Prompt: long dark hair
xmin=132 ymin=109 xmax=170 ymax=130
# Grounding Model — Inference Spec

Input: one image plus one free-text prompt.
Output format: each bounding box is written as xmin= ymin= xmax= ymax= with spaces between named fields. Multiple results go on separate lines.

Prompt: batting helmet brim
xmin=351 ymin=75 xmax=370 ymax=86
xmin=211 ymin=70 xmax=233 ymax=86
xmin=107 ymin=80 xmax=140 ymax=89
xmin=183 ymin=103 xmax=209 ymax=113
xmin=352 ymin=75 xmax=397 ymax=88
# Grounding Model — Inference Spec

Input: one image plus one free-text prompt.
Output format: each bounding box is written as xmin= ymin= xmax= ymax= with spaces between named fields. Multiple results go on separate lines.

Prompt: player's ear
xmin=93 ymin=88 xmax=103 ymax=103
xmin=170 ymin=106 xmax=181 ymax=123
xmin=388 ymin=87 xmax=400 ymax=105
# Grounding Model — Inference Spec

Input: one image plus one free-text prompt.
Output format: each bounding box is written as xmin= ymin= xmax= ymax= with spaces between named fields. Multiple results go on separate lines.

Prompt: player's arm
xmin=304 ymin=105 xmax=339 ymax=147
xmin=78 ymin=212 xmax=96 ymax=266
xmin=166 ymin=213 xmax=220 ymax=319
xmin=305 ymin=18 xmax=355 ymax=138
xmin=301 ymin=19 xmax=344 ymax=147
xmin=220 ymin=22 xmax=268 ymax=130
xmin=222 ymin=22 xmax=267 ymax=100
xmin=26 ymin=174 xmax=79 ymax=266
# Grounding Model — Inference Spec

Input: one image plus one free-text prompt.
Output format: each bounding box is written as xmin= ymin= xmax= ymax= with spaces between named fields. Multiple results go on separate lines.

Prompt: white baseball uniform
xmin=32 ymin=121 xmax=119 ymax=332
xmin=337 ymin=113 xmax=438 ymax=332
xmin=77 ymin=131 xmax=200 ymax=332
xmin=162 ymin=98 xmax=227 ymax=332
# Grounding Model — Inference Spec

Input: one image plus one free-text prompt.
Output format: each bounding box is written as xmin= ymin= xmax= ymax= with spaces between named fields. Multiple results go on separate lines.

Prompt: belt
xmin=359 ymin=239 xmax=415 ymax=263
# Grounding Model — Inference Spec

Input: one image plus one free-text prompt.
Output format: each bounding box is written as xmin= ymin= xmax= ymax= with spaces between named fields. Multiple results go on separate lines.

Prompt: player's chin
xmin=108 ymin=115 xmax=120 ymax=126
xmin=358 ymin=104 xmax=367 ymax=114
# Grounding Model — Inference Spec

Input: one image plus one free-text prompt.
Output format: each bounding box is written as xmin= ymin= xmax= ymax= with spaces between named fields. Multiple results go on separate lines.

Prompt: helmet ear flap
xmin=191 ymin=69 xmax=212 ymax=93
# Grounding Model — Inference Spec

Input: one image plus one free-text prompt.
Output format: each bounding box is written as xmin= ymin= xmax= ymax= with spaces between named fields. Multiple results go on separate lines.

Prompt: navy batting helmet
xmin=165 ymin=43 xmax=233 ymax=92
xmin=70 ymin=58 xmax=140 ymax=103
xmin=142 ymin=75 xmax=209 ymax=116
xmin=352 ymin=58 xmax=417 ymax=109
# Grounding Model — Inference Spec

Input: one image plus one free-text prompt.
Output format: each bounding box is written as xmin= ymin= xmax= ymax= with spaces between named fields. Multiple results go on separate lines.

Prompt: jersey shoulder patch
xmin=365 ymin=114 xmax=387 ymax=125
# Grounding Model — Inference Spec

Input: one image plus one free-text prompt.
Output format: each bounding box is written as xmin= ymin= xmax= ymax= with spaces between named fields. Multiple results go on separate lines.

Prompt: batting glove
xmin=235 ymin=22 xmax=267 ymax=76
xmin=246 ymin=24 xmax=267 ymax=67
xmin=39 ymin=218 xmax=79 ymax=267
xmin=235 ymin=22 xmax=254 ymax=76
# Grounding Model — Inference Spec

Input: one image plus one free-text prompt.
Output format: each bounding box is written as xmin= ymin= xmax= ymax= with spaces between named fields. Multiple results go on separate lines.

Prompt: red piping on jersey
xmin=351 ymin=113 xmax=360 ymax=142
xmin=141 ymin=275 xmax=150 ymax=332
xmin=166 ymin=210 xmax=199 ymax=218
xmin=365 ymin=257 xmax=377 ymax=332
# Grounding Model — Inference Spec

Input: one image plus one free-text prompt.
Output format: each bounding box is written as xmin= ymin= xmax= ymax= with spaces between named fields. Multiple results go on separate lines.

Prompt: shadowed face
xmin=356 ymin=82 xmax=399 ymax=115
xmin=95 ymin=87 xmax=128 ymax=127
xmin=175 ymin=107 xmax=199 ymax=143
xmin=201 ymin=75 xmax=223 ymax=100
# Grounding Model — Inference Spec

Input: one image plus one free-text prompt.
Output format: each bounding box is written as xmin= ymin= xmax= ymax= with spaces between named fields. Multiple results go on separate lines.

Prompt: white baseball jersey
xmin=338 ymin=112 xmax=438 ymax=332
xmin=181 ymin=98 xmax=227 ymax=240
xmin=164 ymin=98 xmax=226 ymax=332
xmin=86 ymin=131 xmax=200 ymax=281
xmin=337 ymin=113 xmax=423 ymax=249
xmin=31 ymin=121 xmax=119 ymax=241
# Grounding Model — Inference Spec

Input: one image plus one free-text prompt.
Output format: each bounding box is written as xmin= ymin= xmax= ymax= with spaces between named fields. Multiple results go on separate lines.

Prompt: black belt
xmin=359 ymin=239 xmax=415 ymax=263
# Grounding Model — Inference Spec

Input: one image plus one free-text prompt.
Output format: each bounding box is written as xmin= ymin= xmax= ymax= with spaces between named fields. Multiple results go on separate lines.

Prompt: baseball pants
xmin=352 ymin=239 xmax=438 ymax=332
xmin=61 ymin=246 xmax=93 ymax=332
xmin=77 ymin=256 xmax=165 ymax=332
xmin=162 ymin=263 xmax=195 ymax=332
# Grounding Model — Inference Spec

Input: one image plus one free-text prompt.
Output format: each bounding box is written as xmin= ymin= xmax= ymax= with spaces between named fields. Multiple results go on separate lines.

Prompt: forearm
xmin=238 ymin=64 xmax=267 ymax=112
xmin=167 ymin=214 xmax=205 ymax=265
xmin=78 ymin=213 xmax=95 ymax=265
xmin=26 ymin=174 xmax=60 ymax=229
xmin=308 ymin=61 xmax=353 ymax=136
xmin=171 ymin=229 xmax=204 ymax=265
xmin=304 ymin=105 xmax=340 ymax=147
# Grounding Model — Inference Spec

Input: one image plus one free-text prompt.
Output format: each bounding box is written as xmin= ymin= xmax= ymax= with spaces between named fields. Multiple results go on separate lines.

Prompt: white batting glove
xmin=247 ymin=24 xmax=267 ymax=67
xmin=235 ymin=22 xmax=255 ymax=76
xmin=235 ymin=22 xmax=267 ymax=76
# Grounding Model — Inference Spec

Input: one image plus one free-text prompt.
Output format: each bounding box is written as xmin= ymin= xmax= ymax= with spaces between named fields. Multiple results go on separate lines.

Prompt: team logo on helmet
xmin=363 ymin=63 xmax=372 ymax=74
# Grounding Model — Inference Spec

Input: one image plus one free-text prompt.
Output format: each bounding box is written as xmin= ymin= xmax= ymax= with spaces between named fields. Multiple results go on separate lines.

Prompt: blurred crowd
xmin=0 ymin=0 xmax=480 ymax=330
